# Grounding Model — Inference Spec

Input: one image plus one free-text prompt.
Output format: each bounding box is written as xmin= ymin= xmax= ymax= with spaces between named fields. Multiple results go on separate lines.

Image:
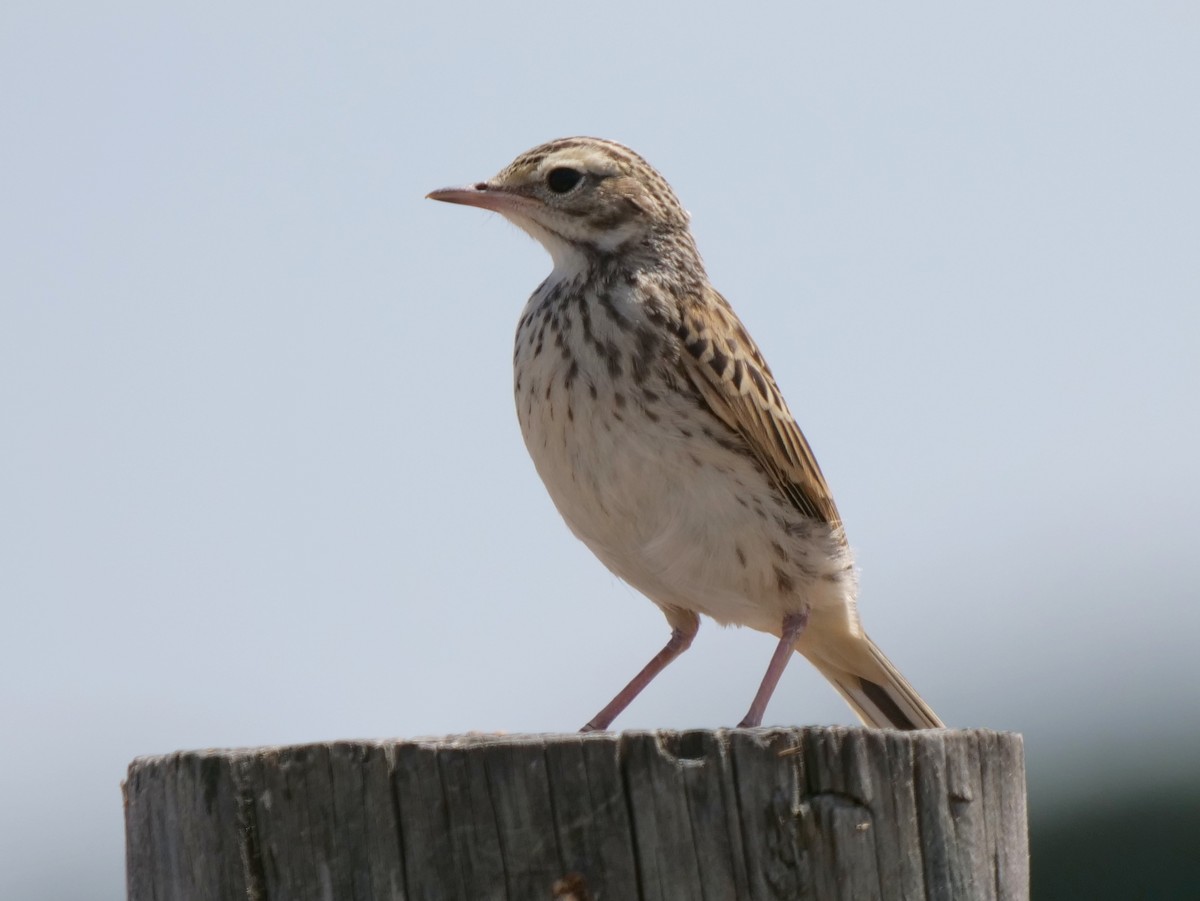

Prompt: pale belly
xmin=514 ymin=323 xmax=856 ymax=637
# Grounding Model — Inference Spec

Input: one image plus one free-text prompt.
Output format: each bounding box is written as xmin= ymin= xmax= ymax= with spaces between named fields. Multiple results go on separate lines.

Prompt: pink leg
xmin=737 ymin=611 xmax=809 ymax=728
xmin=581 ymin=611 xmax=699 ymax=732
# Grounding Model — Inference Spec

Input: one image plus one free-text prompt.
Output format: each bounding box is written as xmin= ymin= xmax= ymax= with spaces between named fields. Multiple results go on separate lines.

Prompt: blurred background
xmin=2 ymin=2 xmax=1198 ymax=897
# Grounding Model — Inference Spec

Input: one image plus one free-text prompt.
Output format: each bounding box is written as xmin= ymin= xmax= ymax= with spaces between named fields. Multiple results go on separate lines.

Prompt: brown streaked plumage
xmin=676 ymin=289 xmax=841 ymax=525
xmin=428 ymin=136 xmax=943 ymax=731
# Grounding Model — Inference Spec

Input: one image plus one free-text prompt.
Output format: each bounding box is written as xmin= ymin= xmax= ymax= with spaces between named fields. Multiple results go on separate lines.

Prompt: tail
xmin=801 ymin=632 xmax=944 ymax=730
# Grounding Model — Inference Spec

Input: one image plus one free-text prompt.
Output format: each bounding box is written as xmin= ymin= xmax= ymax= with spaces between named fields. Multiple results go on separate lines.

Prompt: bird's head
xmin=427 ymin=137 xmax=692 ymax=272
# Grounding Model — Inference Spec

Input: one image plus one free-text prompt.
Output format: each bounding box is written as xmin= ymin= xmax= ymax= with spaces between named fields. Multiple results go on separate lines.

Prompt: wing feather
xmin=676 ymin=287 xmax=841 ymax=526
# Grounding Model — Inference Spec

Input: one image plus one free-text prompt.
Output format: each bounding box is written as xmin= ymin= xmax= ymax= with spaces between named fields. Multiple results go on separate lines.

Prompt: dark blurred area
xmin=1032 ymin=783 xmax=1200 ymax=899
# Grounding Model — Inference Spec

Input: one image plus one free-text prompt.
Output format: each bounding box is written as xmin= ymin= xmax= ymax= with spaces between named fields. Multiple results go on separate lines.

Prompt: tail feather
xmin=802 ymin=633 xmax=944 ymax=730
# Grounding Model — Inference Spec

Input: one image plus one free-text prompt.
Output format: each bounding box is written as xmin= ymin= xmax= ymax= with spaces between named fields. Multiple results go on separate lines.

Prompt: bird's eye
xmin=546 ymin=167 xmax=583 ymax=194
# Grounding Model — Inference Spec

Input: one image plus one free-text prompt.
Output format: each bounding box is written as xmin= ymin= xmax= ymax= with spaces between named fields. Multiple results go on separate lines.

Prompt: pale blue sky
xmin=2 ymin=2 xmax=1198 ymax=897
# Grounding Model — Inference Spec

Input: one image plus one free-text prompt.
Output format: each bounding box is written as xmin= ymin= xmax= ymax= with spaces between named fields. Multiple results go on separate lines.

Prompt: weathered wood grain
xmin=124 ymin=728 xmax=1027 ymax=900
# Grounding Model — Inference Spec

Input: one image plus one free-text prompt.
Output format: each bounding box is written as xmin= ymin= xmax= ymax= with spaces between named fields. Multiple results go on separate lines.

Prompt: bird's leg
xmin=581 ymin=610 xmax=700 ymax=732
xmin=738 ymin=611 xmax=809 ymax=728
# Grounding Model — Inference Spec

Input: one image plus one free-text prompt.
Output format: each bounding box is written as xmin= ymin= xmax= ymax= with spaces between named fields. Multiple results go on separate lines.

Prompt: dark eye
xmin=546 ymin=167 xmax=583 ymax=194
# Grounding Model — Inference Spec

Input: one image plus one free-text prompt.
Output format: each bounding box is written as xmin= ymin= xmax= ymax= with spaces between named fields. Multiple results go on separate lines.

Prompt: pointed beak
xmin=426 ymin=183 xmax=531 ymax=216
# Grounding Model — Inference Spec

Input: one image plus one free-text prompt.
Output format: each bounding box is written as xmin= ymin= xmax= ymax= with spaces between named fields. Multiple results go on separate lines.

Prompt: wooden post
xmin=124 ymin=727 xmax=1027 ymax=900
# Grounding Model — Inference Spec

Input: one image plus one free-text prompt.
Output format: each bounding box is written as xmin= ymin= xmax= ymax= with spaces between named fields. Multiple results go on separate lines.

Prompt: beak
xmin=426 ymin=183 xmax=529 ymax=216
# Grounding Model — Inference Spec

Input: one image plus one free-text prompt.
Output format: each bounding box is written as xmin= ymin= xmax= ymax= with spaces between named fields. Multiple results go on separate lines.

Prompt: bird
xmin=427 ymin=137 xmax=943 ymax=731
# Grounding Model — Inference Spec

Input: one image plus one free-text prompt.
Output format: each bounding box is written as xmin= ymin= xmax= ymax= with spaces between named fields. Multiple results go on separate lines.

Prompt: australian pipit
xmin=428 ymin=137 xmax=943 ymax=731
